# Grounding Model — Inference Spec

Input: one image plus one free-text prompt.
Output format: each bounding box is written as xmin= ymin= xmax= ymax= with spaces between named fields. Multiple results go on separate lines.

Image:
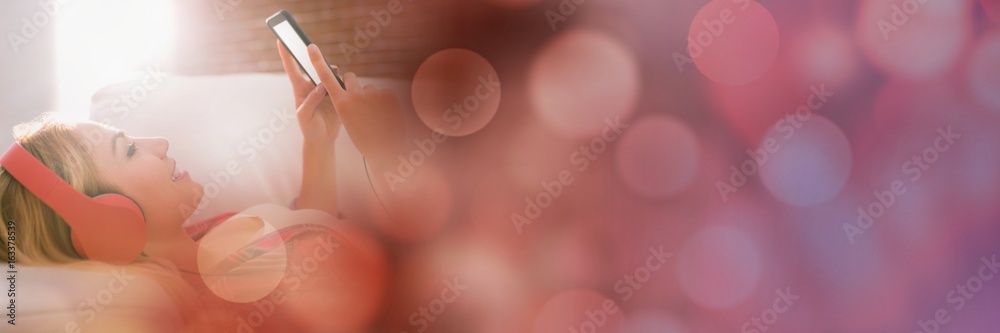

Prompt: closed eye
xmin=126 ymin=141 xmax=137 ymax=158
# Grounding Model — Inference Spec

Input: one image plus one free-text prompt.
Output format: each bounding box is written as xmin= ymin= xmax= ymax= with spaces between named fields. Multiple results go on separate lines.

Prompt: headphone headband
xmin=2 ymin=142 xmax=97 ymax=217
xmin=1 ymin=142 xmax=147 ymax=264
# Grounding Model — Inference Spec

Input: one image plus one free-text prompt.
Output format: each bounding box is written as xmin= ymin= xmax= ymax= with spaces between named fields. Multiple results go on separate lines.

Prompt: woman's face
xmin=75 ymin=123 xmax=203 ymax=234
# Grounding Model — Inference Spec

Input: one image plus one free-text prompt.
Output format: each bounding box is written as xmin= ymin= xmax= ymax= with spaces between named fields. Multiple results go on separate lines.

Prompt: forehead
xmin=73 ymin=123 xmax=118 ymax=158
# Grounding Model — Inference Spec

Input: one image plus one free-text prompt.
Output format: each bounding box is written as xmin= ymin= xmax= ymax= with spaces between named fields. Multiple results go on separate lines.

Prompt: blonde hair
xmin=1 ymin=113 xmax=119 ymax=263
xmin=0 ymin=113 xmax=210 ymax=330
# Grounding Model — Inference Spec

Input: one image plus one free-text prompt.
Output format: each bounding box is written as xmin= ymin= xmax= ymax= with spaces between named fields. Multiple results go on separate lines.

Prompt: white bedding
xmin=2 ymin=73 xmax=408 ymax=331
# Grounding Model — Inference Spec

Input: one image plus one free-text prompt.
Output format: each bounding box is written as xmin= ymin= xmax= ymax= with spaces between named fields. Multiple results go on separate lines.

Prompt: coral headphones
xmin=0 ymin=142 xmax=146 ymax=264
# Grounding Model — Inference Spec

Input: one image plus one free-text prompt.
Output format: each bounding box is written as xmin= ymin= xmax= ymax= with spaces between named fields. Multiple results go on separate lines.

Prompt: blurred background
xmin=2 ymin=0 xmax=1000 ymax=332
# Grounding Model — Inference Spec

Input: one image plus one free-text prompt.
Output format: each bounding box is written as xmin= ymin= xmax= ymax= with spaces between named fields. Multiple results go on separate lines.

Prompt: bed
xmin=14 ymin=73 xmax=409 ymax=332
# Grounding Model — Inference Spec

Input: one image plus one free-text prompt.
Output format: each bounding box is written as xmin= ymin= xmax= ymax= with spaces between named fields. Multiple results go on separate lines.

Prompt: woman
xmin=0 ymin=43 xmax=405 ymax=332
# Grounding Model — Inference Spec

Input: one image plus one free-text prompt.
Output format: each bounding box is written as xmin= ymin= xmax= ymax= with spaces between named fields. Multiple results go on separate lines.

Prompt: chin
xmin=191 ymin=182 xmax=205 ymax=202
xmin=178 ymin=181 xmax=206 ymax=214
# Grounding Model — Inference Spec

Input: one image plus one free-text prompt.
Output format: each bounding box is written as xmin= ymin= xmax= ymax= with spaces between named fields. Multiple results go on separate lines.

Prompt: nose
xmin=138 ymin=137 xmax=169 ymax=158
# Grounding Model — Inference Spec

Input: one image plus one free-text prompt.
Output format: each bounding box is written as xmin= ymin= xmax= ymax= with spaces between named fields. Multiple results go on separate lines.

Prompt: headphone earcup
xmin=69 ymin=194 xmax=148 ymax=264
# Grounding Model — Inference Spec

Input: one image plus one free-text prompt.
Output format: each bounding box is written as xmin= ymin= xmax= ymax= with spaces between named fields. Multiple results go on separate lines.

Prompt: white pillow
xmin=89 ymin=73 xmax=409 ymax=224
xmin=16 ymin=265 xmax=183 ymax=332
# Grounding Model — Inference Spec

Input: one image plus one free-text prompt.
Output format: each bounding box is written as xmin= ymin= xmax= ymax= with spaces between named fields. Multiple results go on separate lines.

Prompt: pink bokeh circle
xmin=686 ymin=0 xmax=780 ymax=85
xmin=412 ymin=48 xmax=502 ymax=137
xmin=788 ymin=24 xmax=858 ymax=87
xmin=677 ymin=225 xmax=762 ymax=309
xmin=615 ymin=116 xmax=701 ymax=199
xmin=529 ymin=29 xmax=640 ymax=138
xmin=198 ymin=216 xmax=286 ymax=303
xmin=856 ymin=0 xmax=972 ymax=78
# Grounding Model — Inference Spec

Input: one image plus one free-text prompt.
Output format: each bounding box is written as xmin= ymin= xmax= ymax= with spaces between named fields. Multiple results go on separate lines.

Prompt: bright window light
xmin=56 ymin=0 xmax=175 ymax=121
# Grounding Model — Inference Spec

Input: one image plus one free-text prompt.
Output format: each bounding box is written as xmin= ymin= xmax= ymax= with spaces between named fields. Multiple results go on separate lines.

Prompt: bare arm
xmin=277 ymin=40 xmax=342 ymax=216
xmin=298 ymin=141 xmax=338 ymax=216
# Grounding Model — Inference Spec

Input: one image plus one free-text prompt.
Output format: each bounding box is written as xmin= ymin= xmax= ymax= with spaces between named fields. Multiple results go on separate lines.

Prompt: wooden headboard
xmin=172 ymin=0 xmax=449 ymax=79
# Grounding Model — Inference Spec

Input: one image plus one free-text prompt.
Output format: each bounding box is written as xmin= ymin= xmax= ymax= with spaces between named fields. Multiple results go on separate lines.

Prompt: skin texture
xmin=281 ymin=41 xmax=407 ymax=215
xmin=302 ymin=43 xmax=407 ymax=165
xmin=68 ymin=41 xmax=407 ymax=281
xmin=41 ymin=42 xmax=401 ymax=332
xmin=74 ymin=124 xmax=204 ymax=269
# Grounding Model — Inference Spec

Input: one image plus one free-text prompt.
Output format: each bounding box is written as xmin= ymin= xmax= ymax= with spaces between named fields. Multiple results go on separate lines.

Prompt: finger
xmin=277 ymin=40 xmax=312 ymax=95
xmin=363 ymin=84 xmax=378 ymax=95
xmin=377 ymin=88 xmax=396 ymax=98
xmin=377 ymin=88 xmax=397 ymax=104
xmin=330 ymin=64 xmax=340 ymax=74
xmin=307 ymin=44 xmax=347 ymax=101
xmin=296 ymin=83 xmax=327 ymax=122
xmin=379 ymin=89 xmax=400 ymax=111
xmin=342 ymin=72 xmax=362 ymax=93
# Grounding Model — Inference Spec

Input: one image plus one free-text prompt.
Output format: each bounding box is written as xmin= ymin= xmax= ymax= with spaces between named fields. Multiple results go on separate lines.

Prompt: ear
xmin=71 ymin=194 xmax=147 ymax=264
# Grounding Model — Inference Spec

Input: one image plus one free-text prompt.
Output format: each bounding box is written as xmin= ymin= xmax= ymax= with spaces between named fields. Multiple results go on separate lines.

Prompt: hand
xmin=277 ymin=40 xmax=341 ymax=146
xmin=306 ymin=44 xmax=407 ymax=164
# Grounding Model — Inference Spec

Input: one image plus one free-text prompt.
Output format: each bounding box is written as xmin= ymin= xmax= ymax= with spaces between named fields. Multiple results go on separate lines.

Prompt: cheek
xmin=120 ymin=176 xmax=188 ymax=217
xmin=125 ymin=178 xmax=168 ymax=200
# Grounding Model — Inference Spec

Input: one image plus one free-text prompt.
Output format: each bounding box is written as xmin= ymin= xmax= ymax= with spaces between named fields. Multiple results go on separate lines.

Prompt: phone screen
xmin=272 ymin=20 xmax=322 ymax=85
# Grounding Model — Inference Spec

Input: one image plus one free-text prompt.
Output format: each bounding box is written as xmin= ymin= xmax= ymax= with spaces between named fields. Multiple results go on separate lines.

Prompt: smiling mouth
xmin=171 ymin=162 xmax=188 ymax=182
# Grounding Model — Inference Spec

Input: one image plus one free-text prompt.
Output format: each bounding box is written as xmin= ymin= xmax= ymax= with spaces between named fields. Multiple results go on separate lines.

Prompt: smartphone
xmin=266 ymin=10 xmax=346 ymax=89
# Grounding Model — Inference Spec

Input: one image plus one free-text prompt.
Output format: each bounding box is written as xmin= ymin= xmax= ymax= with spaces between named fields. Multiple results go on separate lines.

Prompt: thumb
xmin=296 ymin=83 xmax=327 ymax=122
xmin=307 ymin=44 xmax=347 ymax=101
